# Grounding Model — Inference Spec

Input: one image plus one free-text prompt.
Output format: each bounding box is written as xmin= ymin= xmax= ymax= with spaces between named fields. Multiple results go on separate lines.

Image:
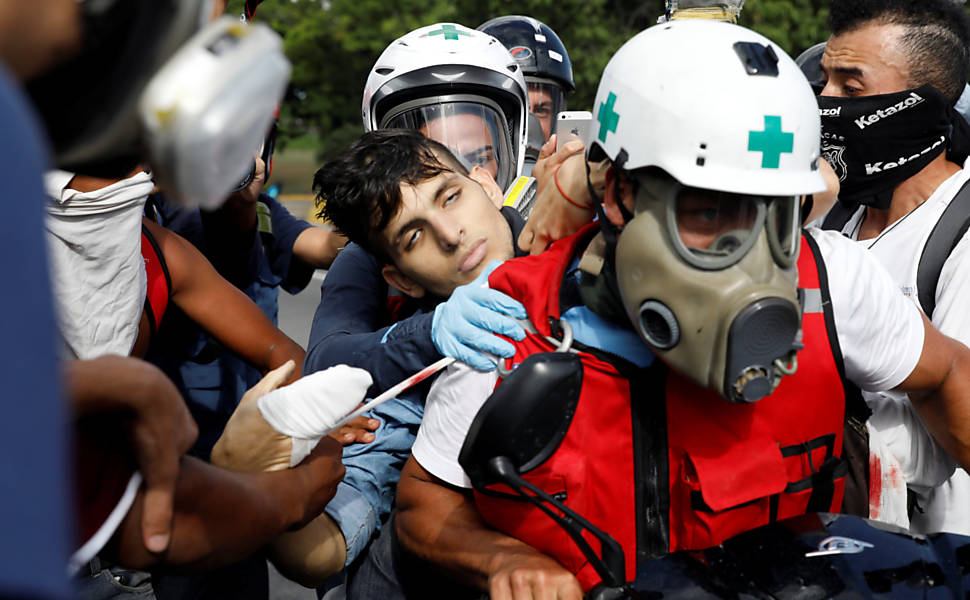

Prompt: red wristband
xmin=554 ymin=164 xmax=592 ymax=211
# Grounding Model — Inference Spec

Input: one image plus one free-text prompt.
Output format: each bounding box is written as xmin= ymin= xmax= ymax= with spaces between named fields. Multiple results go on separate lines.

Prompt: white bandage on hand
xmin=257 ymin=364 xmax=373 ymax=466
xmin=211 ymin=361 xmax=372 ymax=471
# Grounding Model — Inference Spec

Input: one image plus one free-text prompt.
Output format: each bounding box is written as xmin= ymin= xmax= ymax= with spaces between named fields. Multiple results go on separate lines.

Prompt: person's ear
xmin=601 ymin=166 xmax=630 ymax=227
xmin=381 ymin=264 xmax=426 ymax=299
xmin=467 ymin=166 xmax=504 ymax=208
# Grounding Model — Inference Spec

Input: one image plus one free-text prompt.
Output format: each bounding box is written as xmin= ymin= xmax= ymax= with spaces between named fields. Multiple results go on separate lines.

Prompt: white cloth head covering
xmin=44 ymin=169 xmax=155 ymax=359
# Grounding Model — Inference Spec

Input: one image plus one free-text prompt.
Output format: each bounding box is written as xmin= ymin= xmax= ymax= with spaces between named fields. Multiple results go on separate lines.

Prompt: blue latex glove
xmin=431 ymin=261 xmax=527 ymax=371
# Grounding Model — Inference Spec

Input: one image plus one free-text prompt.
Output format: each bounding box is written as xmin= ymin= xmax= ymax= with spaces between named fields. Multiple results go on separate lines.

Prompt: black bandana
xmin=818 ymin=85 xmax=951 ymax=210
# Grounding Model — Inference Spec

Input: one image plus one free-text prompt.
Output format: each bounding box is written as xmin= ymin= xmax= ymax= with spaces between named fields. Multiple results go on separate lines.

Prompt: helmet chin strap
xmin=586 ymin=148 xmax=635 ymax=246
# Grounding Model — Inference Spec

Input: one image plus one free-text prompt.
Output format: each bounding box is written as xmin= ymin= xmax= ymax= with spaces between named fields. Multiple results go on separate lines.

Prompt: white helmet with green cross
xmin=362 ymin=23 xmax=529 ymax=192
xmin=588 ymin=20 xmax=825 ymax=197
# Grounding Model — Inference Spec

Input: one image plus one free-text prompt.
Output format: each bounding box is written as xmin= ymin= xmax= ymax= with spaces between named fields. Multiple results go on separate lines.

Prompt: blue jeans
xmin=325 ymin=394 xmax=423 ymax=565
xmin=346 ymin=513 xmax=481 ymax=600
xmin=76 ymin=559 xmax=153 ymax=600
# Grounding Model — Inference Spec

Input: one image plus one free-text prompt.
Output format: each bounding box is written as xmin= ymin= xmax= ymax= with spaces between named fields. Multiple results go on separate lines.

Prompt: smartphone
xmin=556 ymin=110 xmax=593 ymax=151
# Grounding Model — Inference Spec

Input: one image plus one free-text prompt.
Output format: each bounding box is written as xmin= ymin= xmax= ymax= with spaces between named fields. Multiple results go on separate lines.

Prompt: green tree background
xmin=226 ymin=0 xmax=829 ymax=189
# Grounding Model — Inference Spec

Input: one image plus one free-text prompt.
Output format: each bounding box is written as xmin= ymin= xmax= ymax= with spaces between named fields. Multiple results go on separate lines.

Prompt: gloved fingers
xmin=457 ymin=329 xmax=517 ymax=363
xmin=451 ymin=313 xmax=520 ymax=358
xmin=464 ymin=287 xmax=528 ymax=321
xmin=469 ymin=332 xmax=517 ymax=360
xmin=474 ymin=259 xmax=505 ymax=284
xmin=460 ymin=348 xmax=502 ymax=372
xmin=467 ymin=313 xmax=526 ymax=342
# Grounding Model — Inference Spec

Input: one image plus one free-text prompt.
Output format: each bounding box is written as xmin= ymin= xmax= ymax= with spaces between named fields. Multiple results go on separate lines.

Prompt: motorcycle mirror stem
xmin=488 ymin=456 xmax=634 ymax=597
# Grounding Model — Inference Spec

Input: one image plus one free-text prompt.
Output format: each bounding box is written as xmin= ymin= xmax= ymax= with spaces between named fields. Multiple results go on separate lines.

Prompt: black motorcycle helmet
xmin=795 ymin=42 xmax=826 ymax=95
xmin=478 ymin=15 xmax=574 ymax=140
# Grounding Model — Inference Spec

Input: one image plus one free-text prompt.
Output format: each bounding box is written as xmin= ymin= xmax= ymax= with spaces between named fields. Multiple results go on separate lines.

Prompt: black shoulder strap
xmin=820 ymin=199 xmax=859 ymax=231
xmin=917 ymin=179 xmax=970 ymax=319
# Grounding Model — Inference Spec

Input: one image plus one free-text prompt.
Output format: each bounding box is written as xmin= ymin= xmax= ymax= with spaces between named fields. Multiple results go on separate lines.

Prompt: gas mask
xmin=614 ymin=170 xmax=803 ymax=403
xmin=140 ymin=16 xmax=291 ymax=209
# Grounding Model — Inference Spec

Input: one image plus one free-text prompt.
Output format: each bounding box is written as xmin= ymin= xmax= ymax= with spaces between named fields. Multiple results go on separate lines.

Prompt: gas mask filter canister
xmin=139 ymin=16 xmax=291 ymax=209
xmin=614 ymin=171 xmax=802 ymax=403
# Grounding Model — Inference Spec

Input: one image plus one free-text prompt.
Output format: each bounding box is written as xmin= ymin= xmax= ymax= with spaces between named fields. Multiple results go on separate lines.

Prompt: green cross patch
xmin=597 ymin=92 xmax=620 ymax=143
xmin=428 ymin=24 xmax=471 ymax=41
xmin=748 ymin=115 xmax=793 ymax=169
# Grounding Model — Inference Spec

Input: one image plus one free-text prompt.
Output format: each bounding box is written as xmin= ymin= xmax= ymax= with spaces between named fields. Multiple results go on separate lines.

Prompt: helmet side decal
xmin=597 ymin=92 xmax=621 ymax=143
xmin=747 ymin=116 xmax=793 ymax=169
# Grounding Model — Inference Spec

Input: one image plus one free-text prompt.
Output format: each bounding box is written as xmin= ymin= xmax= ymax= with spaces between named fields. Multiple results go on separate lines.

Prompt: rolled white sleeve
xmin=412 ymin=361 xmax=500 ymax=489
xmin=806 ymin=227 xmax=924 ymax=391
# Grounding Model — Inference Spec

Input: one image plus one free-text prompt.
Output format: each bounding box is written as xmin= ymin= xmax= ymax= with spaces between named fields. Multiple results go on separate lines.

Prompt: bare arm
xmin=144 ymin=218 xmax=304 ymax=384
xmin=517 ymin=138 xmax=601 ymax=256
xmin=292 ymin=226 xmax=347 ymax=270
xmin=107 ymin=437 xmax=345 ymax=571
xmin=266 ymin=512 xmax=346 ymax=587
xmin=395 ymin=457 xmax=582 ymax=600
xmin=898 ymin=314 xmax=970 ymax=472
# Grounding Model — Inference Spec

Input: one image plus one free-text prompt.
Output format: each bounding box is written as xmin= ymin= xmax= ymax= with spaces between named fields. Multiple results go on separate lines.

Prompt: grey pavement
xmin=278 ymin=269 xmax=326 ymax=350
xmin=270 ymin=270 xmax=325 ymax=599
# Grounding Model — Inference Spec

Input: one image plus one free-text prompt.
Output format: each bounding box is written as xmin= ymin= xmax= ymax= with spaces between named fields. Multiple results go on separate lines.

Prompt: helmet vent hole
xmin=375 ymin=68 xmax=394 ymax=76
xmin=696 ymin=156 xmax=705 ymax=167
xmin=638 ymin=301 xmax=680 ymax=350
xmin=700 ymin=143 xmax=707 ymax=150
xmin=508 ymin=65 xmax=518 ymax=73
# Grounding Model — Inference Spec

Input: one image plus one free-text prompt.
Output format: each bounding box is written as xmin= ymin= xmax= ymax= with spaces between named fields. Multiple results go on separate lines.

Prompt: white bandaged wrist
xmin=257 ymin=364 xmax=372 ymax=466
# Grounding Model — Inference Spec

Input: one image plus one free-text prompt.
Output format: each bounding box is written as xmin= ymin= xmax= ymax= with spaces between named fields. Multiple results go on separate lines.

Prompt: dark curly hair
xmin=828 ymin=0 xmax=970 ymax=103
xmin=313 ymin=129 xmax=468 ymax=262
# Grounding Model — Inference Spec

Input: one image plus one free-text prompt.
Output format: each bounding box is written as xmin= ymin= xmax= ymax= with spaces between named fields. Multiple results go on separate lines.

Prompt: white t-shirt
xmin=412 ymin=228 xmax=925 ymax=490
xmin=837 ymin=165 xmax=970 ymax=534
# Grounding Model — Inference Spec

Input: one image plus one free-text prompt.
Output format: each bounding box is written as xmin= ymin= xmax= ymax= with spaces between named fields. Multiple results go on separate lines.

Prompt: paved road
xmin=268 ymin=203 xmax=340 ymax=599
xmin=278 ymin=270 xmax=326 ymax=350
xmin=271 ymin=271 xmax=329 ymax=599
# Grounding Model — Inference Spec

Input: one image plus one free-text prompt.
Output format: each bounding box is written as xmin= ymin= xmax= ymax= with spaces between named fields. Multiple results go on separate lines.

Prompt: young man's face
xmin=819 ymin=22 xmax=910 ymax=98
xmin=529 ymin=85 xmax=555 ymax=141
xmin=379 ymin=166 xmax=514 ymax=299
xmin=420 ymin=113 xmax=499 ymax=182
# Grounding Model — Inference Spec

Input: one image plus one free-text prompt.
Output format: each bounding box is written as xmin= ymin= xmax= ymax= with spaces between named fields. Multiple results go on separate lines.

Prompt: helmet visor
xmin=526 ymin=81 xmax=565 ymax=142
xmin=382 ymin=98 xmax=514 ymax=190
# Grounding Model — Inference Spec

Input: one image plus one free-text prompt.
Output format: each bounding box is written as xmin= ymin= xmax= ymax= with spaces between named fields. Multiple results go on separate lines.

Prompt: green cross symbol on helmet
xmin=597 ymin=92 xmax=620 ymax=143
xmin=428 ymin=24 xmax=471 ymax=41
xmin=748 ymin=115 xmax=794 ymax=169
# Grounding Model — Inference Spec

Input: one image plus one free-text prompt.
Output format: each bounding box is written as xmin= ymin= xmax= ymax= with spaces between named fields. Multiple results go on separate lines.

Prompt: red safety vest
xmin=479 ymin=224 xmax=850 ymax=591
xmin=141 ymin=224 xmax=171 ymax=337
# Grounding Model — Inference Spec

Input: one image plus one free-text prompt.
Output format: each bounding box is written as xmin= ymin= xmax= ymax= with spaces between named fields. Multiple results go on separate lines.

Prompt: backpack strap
xmin=917 ymin=179 xmax=970 ymax=319
xmin=820 ymin=199 xmax=859 ymax=231
xmin=141 ymin=224 xmax=172 ymax=338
